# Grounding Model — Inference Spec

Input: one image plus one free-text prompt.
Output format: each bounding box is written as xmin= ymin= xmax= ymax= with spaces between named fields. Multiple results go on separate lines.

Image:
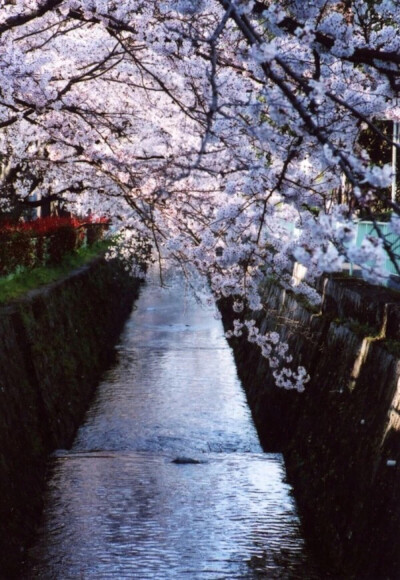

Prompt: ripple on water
xmin=26 ymin=452 xmax=320 ymax=579
xmin=23 ymin=271 xmax=322 ymax=579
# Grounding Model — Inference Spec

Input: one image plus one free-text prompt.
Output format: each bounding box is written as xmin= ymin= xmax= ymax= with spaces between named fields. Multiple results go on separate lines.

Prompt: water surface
xmin=25 ymin=269 xmax=320 ymax=578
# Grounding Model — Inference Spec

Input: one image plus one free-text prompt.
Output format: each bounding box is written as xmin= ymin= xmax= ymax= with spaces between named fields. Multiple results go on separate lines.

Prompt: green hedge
xmin=0 ymin=218 xmax=109 ymax=276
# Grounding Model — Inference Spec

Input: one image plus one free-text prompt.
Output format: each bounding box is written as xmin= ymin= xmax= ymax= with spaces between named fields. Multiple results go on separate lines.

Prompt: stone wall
xmin=220 ymin=274 xmax=400 ymax=579
xmin=0 ymin=257 xmax=141 ymax=577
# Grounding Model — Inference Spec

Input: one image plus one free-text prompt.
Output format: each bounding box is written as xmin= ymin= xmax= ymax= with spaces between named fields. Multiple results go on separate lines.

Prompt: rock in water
xmin=171 ymin=457 xmax=204 ymax=464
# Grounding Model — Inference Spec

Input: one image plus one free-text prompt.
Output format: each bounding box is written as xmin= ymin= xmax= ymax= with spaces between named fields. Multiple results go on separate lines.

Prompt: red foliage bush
xmin=47 ymin=225 xmax=78 ymax=265
xmin=0 ymin=215 xmax=110 ymax=275
xmin=85 ymin=223 xmax=108 ymax=246
xmin=0 ymin=233 xmax=36 ymax=276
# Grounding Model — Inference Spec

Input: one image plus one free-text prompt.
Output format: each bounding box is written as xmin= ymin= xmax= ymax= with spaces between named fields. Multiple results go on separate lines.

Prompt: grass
xmin=344 ymin=318 xmax=381 ymax=338
xmin=382 ymin=339 xmax=400 ymax=358
xmin=0 ymin=239 xmax=112 ymax=304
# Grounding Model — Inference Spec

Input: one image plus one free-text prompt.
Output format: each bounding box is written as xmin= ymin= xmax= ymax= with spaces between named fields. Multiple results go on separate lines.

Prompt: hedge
xmin=0 ymin=216 xmax=109 ymax=276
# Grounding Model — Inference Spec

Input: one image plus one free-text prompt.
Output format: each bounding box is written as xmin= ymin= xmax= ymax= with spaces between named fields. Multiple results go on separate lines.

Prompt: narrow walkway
xmin=25 ymin=269 xmax=320 ymax=579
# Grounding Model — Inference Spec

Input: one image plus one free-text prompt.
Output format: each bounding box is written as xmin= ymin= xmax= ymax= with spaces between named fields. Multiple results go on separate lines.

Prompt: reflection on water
xmin=24 ymin=269 xmax=321 ymax=579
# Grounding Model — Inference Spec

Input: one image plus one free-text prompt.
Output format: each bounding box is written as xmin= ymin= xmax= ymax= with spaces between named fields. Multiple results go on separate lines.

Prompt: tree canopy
xmin=1 ymin=0 xmax=400 ymax=389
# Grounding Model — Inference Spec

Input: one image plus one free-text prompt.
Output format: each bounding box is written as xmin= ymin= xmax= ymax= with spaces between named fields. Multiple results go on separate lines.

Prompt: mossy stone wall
xmin=0 ymin=258 xmax=141 ymax=577
xmin=220 ymin=275 xmax=400 ymax=579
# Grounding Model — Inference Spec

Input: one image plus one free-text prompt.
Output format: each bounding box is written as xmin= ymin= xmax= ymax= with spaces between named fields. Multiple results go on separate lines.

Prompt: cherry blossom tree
xmin=1 ymin=0 xmax=400 ymax=389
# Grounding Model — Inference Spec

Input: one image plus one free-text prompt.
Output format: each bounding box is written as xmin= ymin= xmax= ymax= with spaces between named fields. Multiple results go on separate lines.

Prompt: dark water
xmin=25 ymin=269 xmax=321 ymax=579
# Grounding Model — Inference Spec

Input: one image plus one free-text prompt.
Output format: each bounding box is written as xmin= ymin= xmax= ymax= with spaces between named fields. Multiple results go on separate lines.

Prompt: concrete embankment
xmin=220 ymin=273 xmax=400 ymax=579
xmin=0 ymin=257 xmax=141 ymax=577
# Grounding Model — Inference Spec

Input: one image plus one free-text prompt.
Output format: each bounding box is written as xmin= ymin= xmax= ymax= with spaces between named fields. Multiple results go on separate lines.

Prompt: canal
xmin=24 ymin=268 xmax=321 ymax=579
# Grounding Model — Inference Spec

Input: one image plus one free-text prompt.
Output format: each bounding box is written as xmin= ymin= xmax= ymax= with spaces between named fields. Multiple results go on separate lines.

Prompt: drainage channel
xmin=23 ymin=269 xmax=321 ymax=579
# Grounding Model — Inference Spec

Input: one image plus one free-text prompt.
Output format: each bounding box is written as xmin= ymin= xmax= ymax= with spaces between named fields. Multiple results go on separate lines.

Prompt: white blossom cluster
xmin=1 ymin=0 xmax=399 ymax=389
xmin=225 ymin=319 xmax=309 ymax=392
